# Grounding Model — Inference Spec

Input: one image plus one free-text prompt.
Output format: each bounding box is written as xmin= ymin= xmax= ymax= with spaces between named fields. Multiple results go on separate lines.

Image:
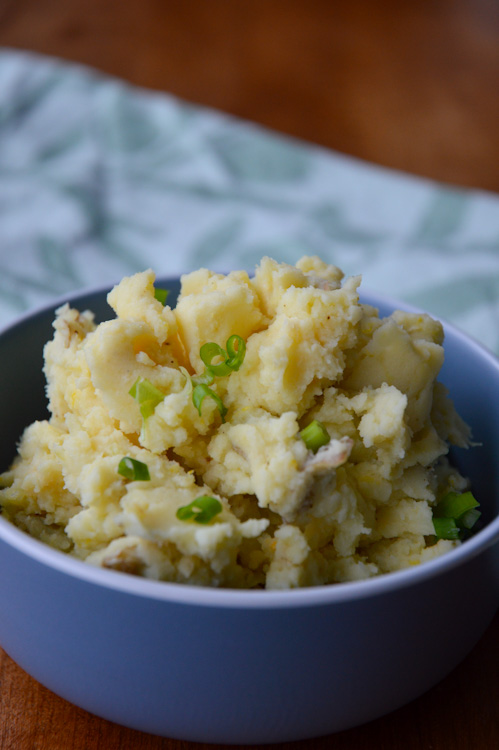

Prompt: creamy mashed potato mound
xmin=0 ymin=256 xmax=472 ymax=588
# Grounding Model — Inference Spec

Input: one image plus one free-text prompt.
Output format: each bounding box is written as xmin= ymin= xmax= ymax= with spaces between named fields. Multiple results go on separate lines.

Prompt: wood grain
xmin=1 ymin=0 xmax=498 ymax=190
xmin=0 ymin=1 xmax=498 ymax=747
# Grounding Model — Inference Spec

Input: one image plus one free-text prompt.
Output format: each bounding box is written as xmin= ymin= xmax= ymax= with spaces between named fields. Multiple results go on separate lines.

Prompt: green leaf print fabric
xmin=0 ymin=49 xmax=498 ymax=353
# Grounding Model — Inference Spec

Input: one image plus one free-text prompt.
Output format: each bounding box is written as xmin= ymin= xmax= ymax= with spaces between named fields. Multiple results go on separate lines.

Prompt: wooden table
xmin=0 ymin=1 xmax=498 ymax=748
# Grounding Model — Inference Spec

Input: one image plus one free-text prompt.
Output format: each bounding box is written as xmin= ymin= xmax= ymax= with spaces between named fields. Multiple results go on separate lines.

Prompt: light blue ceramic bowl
xmin=0 ymin=281 xmax=498 ymax=745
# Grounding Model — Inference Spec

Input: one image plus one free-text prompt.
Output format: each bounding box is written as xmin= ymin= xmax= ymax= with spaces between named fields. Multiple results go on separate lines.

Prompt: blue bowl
xmin=0 ymin=281 xmax=498 ymax=744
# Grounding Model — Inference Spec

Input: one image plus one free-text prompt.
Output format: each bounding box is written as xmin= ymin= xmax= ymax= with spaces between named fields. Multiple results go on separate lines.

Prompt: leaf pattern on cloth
xmin=0 ymin=50 xmax=498 ymax=353
xmin=408 ymin=188 xmax=469 ymax=247
xmin=209 ymin=128 xmax=311 ymax=183
xmin=311 ymin=203 xmax=388 ymax=246
xmin=37 ymin=237 xmax=82 ymax=286
xmin=190 ymin=217 xmax=245 ymax=267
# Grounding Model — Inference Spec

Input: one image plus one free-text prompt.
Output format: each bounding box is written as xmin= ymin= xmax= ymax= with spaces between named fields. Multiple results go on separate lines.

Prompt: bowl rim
xmin=1 ymin=277 xmax=498 ymax=610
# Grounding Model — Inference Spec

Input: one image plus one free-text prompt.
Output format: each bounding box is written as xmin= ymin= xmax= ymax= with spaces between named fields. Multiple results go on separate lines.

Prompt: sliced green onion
xmin=192 ymin=383 xmax=227 ymax=422
xmin=432 ymin=517 xmax=461 ymax=540
xmin=300 ymin=420 xmax=331 ymax=453
xmin=457 ymin=507 xmax=481 ymax=531
xmin=189 ymin=336 xmax=246 ymax=420
xmin=191 ymin=369 xmax=215 ymax=386
xmin=433 ymin=491 xmax=479 ymax=519
xmin=199 ymin=335 xmax=246 ymax=379
xmin=154 ymin=287 xmax=169 ymax=305
xmin=200 ymin=341 xmax=232 ymax=377
xmin=225 ymin=335 xmax=246 ymax=371
xmin=176 ymin=495 xmax=223 ymax=524
xmin=432 ymin=490 xmax=481 ymax=541
xmin=129 ymin=377 xmax=165 ymax=419
xmin=118 ymin=457 xmax=151 ymax=481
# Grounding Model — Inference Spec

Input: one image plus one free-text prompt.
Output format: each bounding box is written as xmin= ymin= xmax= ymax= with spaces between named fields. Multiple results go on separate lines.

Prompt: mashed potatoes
xmin=0 ymin=256 xmax=472 ymax=588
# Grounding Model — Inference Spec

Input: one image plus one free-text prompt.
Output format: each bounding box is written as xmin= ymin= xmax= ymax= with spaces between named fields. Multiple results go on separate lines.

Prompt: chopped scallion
xmin=192 ymin=383 xmax=227 ymax=422
xmin=154 ymin=287 xmax=169 ymax=305
xmin=457 ymin=507 xmax=482 ymax=531
xmin=118 ymin=457 xmax=151 ymax=481
xmin=199 ymin=335 xmax=246 ymax=380
xmin=191 ymin=369 xmax=215 ymax=386
xmin=129 ymin=377 xmax=165 ymax=419
xmin=432 ymin=490 xmax=481 ymax=541
xmin=189 ymin=335 xmax=246 ymax=421
xmin=432 ymin=517 xmax=461 ymax=540
xmin=433 ymin=491 xmax=479 ymax=519
xmin=225 ymin=335 xmax=246 ymax=371
xmin=300 ymin=420 xmax=331 ymax=453
xmin=176 ymin=495 xmax=223 ymax=524
xmin=200 ymin=341 xmax=232 ymax=377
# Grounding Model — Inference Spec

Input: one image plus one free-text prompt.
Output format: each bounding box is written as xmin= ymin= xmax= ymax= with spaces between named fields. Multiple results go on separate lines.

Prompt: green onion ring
xmin=192 ymin=383 xmax=227 ymax=422
xmin=300 ymin=419 xmax=331 ymax=453
xmin=176 ymin=495 xmax=223 ymax=524
xmin=200 ymin=341 xmax=232 ymax=377
xmin=129 ymin=377 xmax=165 ymax=420
xmin=154 ymin=287 xmax=169 ymax=305
xmin=432 ymin=517 xmax=461 ymax=540
xmin=433 ymin=490 xmax=479 ymax=519
xmin=225 ymin=335 xmax=246 ymax=371
xmin=118 ymin=457 xmax=151 ymax=481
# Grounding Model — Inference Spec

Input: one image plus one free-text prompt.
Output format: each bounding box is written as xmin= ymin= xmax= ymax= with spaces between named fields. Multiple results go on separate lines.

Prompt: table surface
xmin=0 ymin=1 xmax=498 ymax=748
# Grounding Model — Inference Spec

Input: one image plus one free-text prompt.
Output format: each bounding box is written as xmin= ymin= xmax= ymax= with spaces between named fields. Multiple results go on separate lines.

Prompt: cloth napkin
xmin=0 ymin=49 xmax=498 ymax=353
